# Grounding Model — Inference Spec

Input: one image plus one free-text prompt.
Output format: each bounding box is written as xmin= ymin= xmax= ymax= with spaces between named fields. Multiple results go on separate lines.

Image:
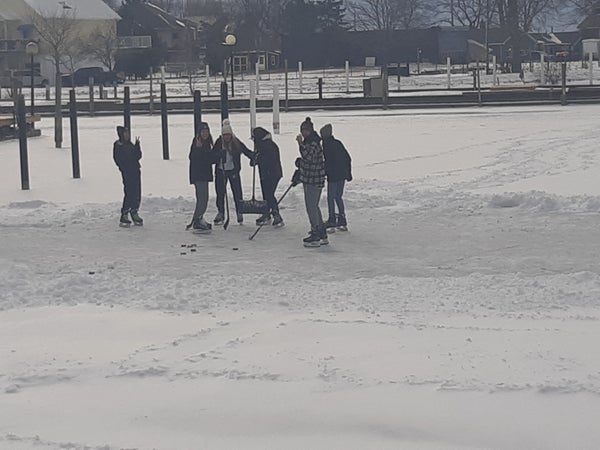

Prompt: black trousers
xmin=215 ymin=169 xmax=243 ymax=214
xmin=121 ymin=170 xmax=141 ymax=214
xmin=260 ymin=176 xmax=280 ymax=215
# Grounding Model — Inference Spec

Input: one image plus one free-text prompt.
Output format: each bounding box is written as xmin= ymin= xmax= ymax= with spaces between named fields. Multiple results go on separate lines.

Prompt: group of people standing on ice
xmin=112 ymin=116 xmax=352 ymax=248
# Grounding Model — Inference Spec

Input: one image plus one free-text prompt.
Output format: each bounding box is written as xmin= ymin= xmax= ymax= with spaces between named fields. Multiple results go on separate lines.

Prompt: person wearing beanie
xmin=188 ymin=122 xmax=222 ymax=233
xmin=295 ymin=117 xmax=327 ymax=247
xmin=320 ymin=123 xmax=352 ymax=232
xmin=251 ymin=127 xmax=284 ymax=227
xmin=113 ymin=126 xmax=143 ymax=226
xmin=212 ymin=118 xmax=254 ymax=225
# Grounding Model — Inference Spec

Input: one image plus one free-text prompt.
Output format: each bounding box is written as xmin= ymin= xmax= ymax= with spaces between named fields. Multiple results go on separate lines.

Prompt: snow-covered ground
xmin=1 ymin=106 xmax=600 ymax=449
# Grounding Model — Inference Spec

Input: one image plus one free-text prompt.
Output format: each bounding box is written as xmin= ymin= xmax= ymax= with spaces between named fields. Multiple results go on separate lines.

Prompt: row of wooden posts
xmin=15 ymin=80 xmax=280 ymax=190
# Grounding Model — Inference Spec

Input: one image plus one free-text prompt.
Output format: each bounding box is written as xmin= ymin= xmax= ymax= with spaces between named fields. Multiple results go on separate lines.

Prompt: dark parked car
xmin=62 ymin=67 xmax=123 ymax=87
xmin=12 ymin=70 xmax=50 ymax=88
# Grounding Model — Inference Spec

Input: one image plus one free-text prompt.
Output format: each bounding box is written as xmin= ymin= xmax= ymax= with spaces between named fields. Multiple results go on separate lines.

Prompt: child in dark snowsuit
xmin=251 ymin=127 xmax=284 ymax=227
xmin=188 ymin=122 xmax=222 ymax=232
xmin=320 ymin=124 xmax=352 ymax=231
xmin=113 ymin=126 xmax=143 ymax=226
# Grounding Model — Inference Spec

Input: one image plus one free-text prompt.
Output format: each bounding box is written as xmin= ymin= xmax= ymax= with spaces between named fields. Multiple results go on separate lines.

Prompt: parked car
xmin=62 ymin=67 xmax=123 ymax=87
xmin=11 ymin=70 xmax=50 ymax=88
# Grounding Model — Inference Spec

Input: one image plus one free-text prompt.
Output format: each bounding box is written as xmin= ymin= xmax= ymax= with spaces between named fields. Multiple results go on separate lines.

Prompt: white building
xmin=0 ymin=0 xmax=120 ymax=85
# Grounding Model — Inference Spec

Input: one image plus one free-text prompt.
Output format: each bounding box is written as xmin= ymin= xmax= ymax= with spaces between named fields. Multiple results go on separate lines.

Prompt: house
xmin=578 ymin=7 xmax=600 ymax=58
xmin=117 ymin=1 xmax=203 ymax=76
xmin=0 ymin=9 xmax=26 ymax=81
xmin=231 ymin=49 xmax=281 ymax=73
xmin=530 ymin=32 xmax=581 ymax=60
xmin=0 ymin=0 xmax=120 ymax=84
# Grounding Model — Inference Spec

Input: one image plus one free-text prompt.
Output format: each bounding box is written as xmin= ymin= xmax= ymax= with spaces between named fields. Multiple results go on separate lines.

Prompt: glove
xmin=291 ymin=169 xmax=301 ymax=186
xmin=295 ymin=157 xmax=302 ymax=168
xmin=347 ymin=174 xmax=352 ymax=182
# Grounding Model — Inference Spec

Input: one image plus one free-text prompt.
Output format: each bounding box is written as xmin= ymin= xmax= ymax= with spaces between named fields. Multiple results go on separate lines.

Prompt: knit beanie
xmin=198 ymin=122 xmax=210 ymax=133
xmin=222 ymin=119 xmax=233 ymax=135
xmin=320 ymin=124 xmax=333 ymax=139
xmin=252 ymin=126 xmax=270 ymax=141
xmin=300 ymin=117 xmax=314 ymax=132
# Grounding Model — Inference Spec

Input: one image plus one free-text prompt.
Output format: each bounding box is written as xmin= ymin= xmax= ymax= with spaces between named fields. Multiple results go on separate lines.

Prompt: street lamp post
xmin=25 ymin=41 xmax=39 ymax=118
xmin=224 ymin=34 xmax=236 ymax=97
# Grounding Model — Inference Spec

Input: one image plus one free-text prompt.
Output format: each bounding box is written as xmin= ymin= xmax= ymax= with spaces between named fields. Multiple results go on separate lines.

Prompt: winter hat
xmin=222 ymin=119 xmax=233 ymax=135
xmin=252 ymin=127 xmax=270 ymax=141
xmin=300 ymin=117 xmax=314 ymax=132
xmin=116 ymin=126 xmax=127 ymax=140
xmin=198 ymin=122 xmax=210 ymax=134
xmin=320 ymin=123 xmax=333 ymax=139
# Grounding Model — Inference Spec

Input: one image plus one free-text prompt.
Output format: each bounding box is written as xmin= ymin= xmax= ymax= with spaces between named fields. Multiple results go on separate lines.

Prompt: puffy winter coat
xmin=252 ymin=128 xmax=283 ymax=182
xmin=323 ymin=136 xmax=352 ymax=182
xmin=113 ymin=139 xmax=142 ymax=175
xmin=189 ymin=138 xmax=222 ymax=184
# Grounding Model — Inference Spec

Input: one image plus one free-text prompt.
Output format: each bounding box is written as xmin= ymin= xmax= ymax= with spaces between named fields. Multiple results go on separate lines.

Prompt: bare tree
xmin=495 ymin=0 xmax=559 ymax=31
xmin=31 ymin=7 xmax=78 ymax=149
xmin=436 ymin=0 xmax=493 ymax=28
xmin=348 ymin=0 xmax=425 ymax=31
xmin=230 ymin=0 xmax=290 ymax=46
xmin=81 ymin=27 xmax=119 ymax=71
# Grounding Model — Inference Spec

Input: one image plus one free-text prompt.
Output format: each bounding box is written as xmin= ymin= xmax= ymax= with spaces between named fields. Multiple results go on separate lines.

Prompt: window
xmin=234 ymin=56 xmax=247 ymax=72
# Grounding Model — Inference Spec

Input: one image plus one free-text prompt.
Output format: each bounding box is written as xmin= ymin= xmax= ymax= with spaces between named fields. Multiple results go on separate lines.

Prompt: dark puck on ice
xmin=190 ymin=248 xmax=197 ymax=252
xmin=180 ymin=252 xmax=187 ymax=255
xmin=181 ymin=244 xmax=186 ymax=247
xmin=88 ymin=271 xmax=95 ymax=275
xmin=232 ymin=247 xmax=239 ymax=251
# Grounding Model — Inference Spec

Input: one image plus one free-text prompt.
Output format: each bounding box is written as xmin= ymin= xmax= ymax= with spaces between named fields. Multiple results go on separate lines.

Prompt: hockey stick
xmin=249 ymin=182 xmax=295 ymax=241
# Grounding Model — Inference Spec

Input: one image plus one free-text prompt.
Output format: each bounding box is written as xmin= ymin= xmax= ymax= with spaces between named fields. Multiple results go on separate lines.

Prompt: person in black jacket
xmin=188 ymin=122 xmax=222 ymax=232
xmin=251 ymin=127 xmax=284 ymax=227
xmin=320 ymin=124 xmax=352 ymax=231
xmin=212 ymin=119 xmax=254 ymax=225
xmin=113 ymin=126 xmax=143 ymax=226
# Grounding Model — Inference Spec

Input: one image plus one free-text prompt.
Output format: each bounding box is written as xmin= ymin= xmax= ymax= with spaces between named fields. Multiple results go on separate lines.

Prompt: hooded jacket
xmin=252 ymin=127 xmax=283 ymax=182
xmin=322 ymin=137 xmax=352 ymax=182
xmin=189 ymin=136 xmax=222 ymax=184
xmin=113 ymin=126 xmax=141 ymax=174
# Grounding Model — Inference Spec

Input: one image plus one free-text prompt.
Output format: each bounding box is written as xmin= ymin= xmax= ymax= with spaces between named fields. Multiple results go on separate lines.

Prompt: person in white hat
xmin=212 ymin=119 xmax=254 ymax=224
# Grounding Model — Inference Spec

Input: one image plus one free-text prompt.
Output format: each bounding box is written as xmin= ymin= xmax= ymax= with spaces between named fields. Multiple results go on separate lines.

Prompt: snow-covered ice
xmin=1 ymin=105 xmax=600 ymax=449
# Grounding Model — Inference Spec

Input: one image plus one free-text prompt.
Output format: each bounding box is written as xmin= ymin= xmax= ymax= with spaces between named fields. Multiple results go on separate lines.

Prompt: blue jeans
xmin=327 ymin=180 xmax=345 ymax=219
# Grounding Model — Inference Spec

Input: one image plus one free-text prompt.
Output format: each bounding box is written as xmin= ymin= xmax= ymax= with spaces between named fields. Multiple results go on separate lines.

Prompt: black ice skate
xmin=119 ymin=212 xmax=132 ymax=227
xmin=336 ymin=214 xmax=348 ymax=232
xmin=130 ymin=210 xmax=143 ymax=226
xmin=213 ymin=212 xmax=224 ymax=225
xmin=272 ymin=213 xmax=284 ymax=228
